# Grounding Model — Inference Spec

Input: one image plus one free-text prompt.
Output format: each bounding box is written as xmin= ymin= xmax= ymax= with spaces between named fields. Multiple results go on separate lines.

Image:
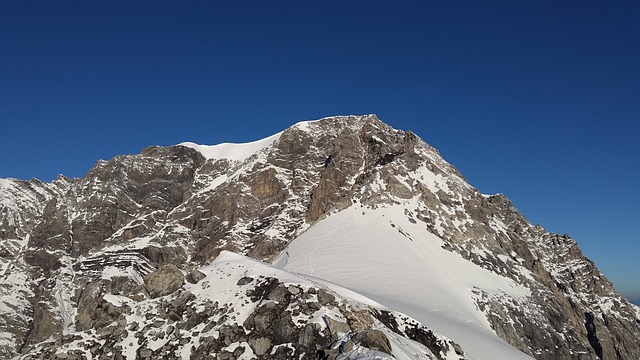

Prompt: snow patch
xmin=179 ymin=131 xmax=281 ymax=162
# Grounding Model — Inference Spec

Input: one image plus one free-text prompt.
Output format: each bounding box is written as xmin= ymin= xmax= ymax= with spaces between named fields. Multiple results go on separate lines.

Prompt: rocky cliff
xmin=1 ymin=115 xmax=639 ymax=359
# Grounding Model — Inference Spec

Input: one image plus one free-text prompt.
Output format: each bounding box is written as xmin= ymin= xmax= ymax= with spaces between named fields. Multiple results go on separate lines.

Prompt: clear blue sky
xmin=1 ymin=1 xmax=638 ymax=300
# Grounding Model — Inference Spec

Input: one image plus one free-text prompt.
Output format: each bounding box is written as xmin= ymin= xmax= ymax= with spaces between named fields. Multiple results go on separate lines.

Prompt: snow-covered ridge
xmin=178 ymin=114 xmax=381 ymax=162
xmin=293 ymin=114 xmax=380 ymax=132
xmin=179 ymin=131 xmax=282 ymax=161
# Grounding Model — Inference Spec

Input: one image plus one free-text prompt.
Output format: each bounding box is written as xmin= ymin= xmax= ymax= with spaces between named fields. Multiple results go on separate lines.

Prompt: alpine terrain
xmin=1 ymin=115 xmax=639 ymax=360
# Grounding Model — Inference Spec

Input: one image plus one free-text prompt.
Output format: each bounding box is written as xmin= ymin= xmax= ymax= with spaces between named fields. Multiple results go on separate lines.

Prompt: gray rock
xmin=324 ymin=316 xmax=350 ymax=335
xmin=268 ymin=284 xmax=290 ymax=302
xmin=236 ymin=276 xmax=254 ymax=285
xmin=353 ymin=330 xmax=392 ymax=355
xmin=170 ymin=291 xmax=194 ymax=308
xmin=186 ymin=269 xmax=206 ymax=284
xmin=317 ymin=289 xmax=335 ymax=306
xmin=248 ymin=337 xmax=272 ymax=356
xmin=144 ymin=264 xmax=185 ymax=298
xmin=298 ymin=323 xmax=323 ymax=349
xmin=272 ymin=317 xmax=298 ymax=344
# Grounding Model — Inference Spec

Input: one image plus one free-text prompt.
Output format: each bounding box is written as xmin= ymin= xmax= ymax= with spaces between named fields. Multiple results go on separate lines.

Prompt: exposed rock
xmin=185 ymin=269 xmax=206 ymax=284
xmin=324 ymin=316 xmax=350 ymax=335
xmin=144 ymin=264 xmax=185 ymax=298
xmin=248 ymin=337 xmax=272 ymax=356
xmin=353 ymin=330 xmax=393 ymax=355
xmin=267 ymin=283 xmax=290 ymax=303
xmin=298 ymin=323 xmax=322 ymax=348
xmin=236 ymin=276 xmax=254 ymax=286
xmin=170 ymin=290 xmax=194 ymax=308
xmin=344 ymin=309 xmax=374 ymax=331
xmin=23 ymin=250 xmax=61 ymax=272
xmin=317 ymin=288 xmax=336 ymax=306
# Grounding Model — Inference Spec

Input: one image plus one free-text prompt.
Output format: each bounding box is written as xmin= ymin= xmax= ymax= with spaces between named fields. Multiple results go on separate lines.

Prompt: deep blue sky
xmin=1 ymin=1 xmax=638 ymax=300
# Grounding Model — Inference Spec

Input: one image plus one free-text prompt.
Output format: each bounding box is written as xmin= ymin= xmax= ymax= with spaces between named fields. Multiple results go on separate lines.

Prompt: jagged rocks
xmin=372 ymin=309 xmax=464 ymax=360
xmin=76 ymin=294 xmax=129 ymax=332
xmin=139 ymin=245 xmax=187 ymax=267
xmin=19 ymin=252 xmax=468 ymax=359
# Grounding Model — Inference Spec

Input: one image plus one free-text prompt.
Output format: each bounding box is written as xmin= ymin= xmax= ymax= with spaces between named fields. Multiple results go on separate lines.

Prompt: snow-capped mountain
xmin=1 ymin=115 xmax=638 ymax=360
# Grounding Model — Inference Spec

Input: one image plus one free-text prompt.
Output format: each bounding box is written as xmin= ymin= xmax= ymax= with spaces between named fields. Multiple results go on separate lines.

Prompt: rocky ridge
xmin=17 ymin=251 xmax=464 ymax=360
xmin=1 ymin=114 xmax=639 ymax=359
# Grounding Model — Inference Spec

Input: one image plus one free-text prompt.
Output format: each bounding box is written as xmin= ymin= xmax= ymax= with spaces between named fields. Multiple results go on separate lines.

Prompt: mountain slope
xmin=280 ymin=203 xmax=533 ymax=359
xmin=1 ymin=114 xmax=639 ymax=359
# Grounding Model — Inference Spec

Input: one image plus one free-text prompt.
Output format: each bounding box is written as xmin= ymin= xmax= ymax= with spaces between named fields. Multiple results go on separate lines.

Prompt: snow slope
xmin=179 ymin=132 xmax=281 ymax=161
xmin=280 ymin=202 xmax=534 ymax=360
xmin=205 ymin=252 xmax=465 ymax=360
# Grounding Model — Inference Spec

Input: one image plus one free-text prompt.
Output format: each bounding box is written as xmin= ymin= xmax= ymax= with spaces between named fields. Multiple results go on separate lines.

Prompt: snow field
xmin=282 ymin=203 xmax=534 ymax=360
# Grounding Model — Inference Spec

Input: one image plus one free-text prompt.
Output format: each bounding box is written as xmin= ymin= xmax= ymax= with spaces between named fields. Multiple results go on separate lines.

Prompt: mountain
xmin=1 ymin=114 xmax=639 ymax=360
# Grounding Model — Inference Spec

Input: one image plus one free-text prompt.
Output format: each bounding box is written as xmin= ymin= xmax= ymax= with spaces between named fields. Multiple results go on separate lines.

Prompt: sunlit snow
xmin=280 ymin=203 xmax=534 ymax=360
xmin=179 ymin=132 xmax=281 ymax=161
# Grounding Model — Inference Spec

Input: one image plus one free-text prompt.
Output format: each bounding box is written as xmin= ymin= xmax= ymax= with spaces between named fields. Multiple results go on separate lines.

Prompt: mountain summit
xmin=1 ymin=115 xmax=639 ymax=359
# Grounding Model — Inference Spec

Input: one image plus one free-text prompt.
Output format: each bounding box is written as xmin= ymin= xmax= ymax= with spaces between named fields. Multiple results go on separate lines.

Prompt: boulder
xmin=353 ymin=330 xmax=392 ymax=355
xmin=317 ymin=288 xmax=335 ymax=305
xmin=248 ymin=337 xmax=272 ymax=356
xmin=144 ymin=264 xmax=184 ymax=298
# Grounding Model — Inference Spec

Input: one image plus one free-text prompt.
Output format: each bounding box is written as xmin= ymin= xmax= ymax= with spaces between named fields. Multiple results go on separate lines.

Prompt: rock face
xmin=0 ymin=114 xmax=639 ymax=359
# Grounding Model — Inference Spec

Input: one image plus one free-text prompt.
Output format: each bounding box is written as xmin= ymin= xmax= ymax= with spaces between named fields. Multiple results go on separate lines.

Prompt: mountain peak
xmin=1 ymin=115 xmax=639 ymax=359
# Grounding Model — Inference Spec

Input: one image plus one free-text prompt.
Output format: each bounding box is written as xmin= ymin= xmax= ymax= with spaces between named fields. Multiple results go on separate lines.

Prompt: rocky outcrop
xmin=14 ymin=254 xmax=465 ymax=359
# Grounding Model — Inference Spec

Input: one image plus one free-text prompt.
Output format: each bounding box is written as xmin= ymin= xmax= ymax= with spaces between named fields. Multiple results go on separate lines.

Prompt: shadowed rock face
xmin=1 ymin=115 xmax=639 ymax=359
